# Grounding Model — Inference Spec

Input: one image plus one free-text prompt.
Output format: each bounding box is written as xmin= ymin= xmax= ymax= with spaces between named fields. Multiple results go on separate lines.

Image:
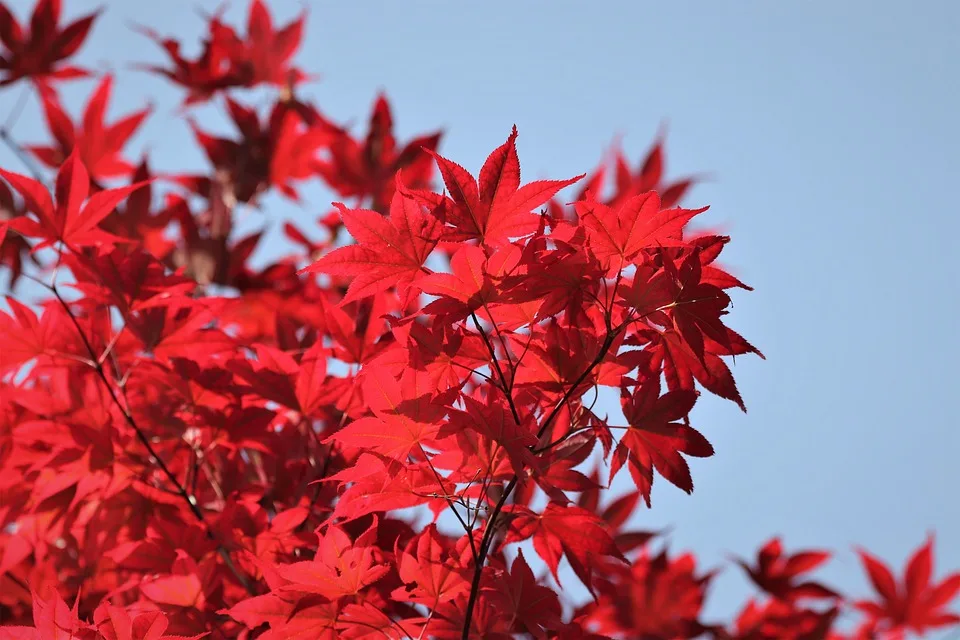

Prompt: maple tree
xmin=0 ymin=1 xmax=958 ymax=639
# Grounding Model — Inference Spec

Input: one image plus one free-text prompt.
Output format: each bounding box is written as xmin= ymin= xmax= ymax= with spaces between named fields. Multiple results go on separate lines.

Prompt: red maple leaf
xmin=392 ymin=525 xmax=470 ymax=609
xmin=398 ymin=318 xmax=489 ymax=392
xmin=628 ymin=326 xmax=749 ymax=412
xmin=0 ymin=0 xmax=98 ymax=86
xmin=855 ymin=535 xmax=960 ymax=636
xmin=316 ymin=293 xmax=391 ymax=364
xmin=2 ymin=586 xmax=90 ymax=639
xmin=0 ymin=148 xmax=149 ymax=250
xmin=211 ymin=0 xmax=309 ymax=90
xmin=418 ymin=244 xmax=500 ymax=318
xmin=573 ymin=190 xmax=706 ymax=272
xmin=179 ymin=97 xmax=332 ymax=204
xmin=0 ymin=151 xmax=145 ymax=251
xmin=326 ymin=368 xmax=446 ymax=461
xmin=134 ymin=0 xmax=308 ymax=104
xmin=28 ymin=76 xmax=151 ymax=181
xmin=133 ymin=23 xmax=239 ymax=105
xmin=302 ymin=185 xmax=440 ymax=304
xmin=608 ymin=126 xmax=698 ymax=209
xmin=504 ymin=503 xmax=625 ymax=593
xmin=413 ymin=126 xmax=583 ymax=246
xmin=612 ymin=377 xmax=714 ymax=506
xmin=660 ymin=247 xmax=734 ymax=363
xmin=326 ymin=455 xmax=451 ymax=522
xmin=587 ymin=547 xmax=714 ymax=639
xmin=315 ymin=93 xmax=441 ymax=212
xmin=734 ymin=537 xmax=840 ymax=603
xmin=275 ymin=518 xmax=390 ymax=599
xmin=483 ymin=549 xmax=563 ymax=638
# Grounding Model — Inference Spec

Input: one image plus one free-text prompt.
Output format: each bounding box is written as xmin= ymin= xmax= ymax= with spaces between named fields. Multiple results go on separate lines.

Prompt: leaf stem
xmin=469 ymin=310 xmax=522 ymax=426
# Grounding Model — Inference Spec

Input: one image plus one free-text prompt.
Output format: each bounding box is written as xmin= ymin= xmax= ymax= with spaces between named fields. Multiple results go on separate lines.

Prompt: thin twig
xmin=2 ymin=85 xmax=31 ymax=132
xmin=48 ymin=283 xmax=256 ymax=595
xmin=469 ymin=310 xmax=522 ymax=426
xmin=420 ymin=444 xmax=478 ymax=563
xmin=0 ymin=128 xmax=47 ymax=184
xmin=459 ymin=320 xmax=623 ymax=638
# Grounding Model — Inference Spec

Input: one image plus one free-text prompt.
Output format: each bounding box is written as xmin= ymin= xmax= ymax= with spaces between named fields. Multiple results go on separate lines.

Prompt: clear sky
xmin=2 ymin=0 xmax=959 ymax=629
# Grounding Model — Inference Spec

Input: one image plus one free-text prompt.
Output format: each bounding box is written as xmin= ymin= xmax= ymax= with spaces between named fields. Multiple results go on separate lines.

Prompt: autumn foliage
xmin=1 ymin=1 xmax=958 ymax=639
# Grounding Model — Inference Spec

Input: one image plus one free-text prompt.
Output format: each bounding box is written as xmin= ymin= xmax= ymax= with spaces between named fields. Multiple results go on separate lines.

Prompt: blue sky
xmin=2 ymin=0 xmax=959 ymax=628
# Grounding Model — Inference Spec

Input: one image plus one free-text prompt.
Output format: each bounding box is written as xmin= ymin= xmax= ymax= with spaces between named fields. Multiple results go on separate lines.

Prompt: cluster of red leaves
xmin=0 ymin=1 xmax=958 ymax=639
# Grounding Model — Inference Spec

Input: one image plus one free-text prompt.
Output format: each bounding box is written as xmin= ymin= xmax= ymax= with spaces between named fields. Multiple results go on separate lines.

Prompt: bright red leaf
xmin=0 ymin=149 xmax=149 ymax=249
xmin=413 ymin=125 xmax=583 ymax=246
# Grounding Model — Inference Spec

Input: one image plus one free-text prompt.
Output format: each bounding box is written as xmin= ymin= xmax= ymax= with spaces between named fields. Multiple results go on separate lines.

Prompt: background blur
xmin=2 ymin=0 xmax=958 ymax=628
